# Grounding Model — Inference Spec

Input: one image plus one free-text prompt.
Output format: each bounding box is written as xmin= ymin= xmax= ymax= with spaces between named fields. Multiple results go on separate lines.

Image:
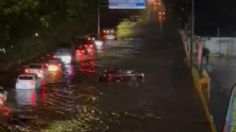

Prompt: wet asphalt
xmin=0 ymin=20 xmax=211 ymax=131
xmin=208 ymin=57 xmax=236 ymax=132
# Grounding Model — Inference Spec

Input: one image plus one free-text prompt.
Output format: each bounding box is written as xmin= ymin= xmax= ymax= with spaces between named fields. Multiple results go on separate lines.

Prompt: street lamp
xmin=97 ymin=0 xmax=107 ymax=38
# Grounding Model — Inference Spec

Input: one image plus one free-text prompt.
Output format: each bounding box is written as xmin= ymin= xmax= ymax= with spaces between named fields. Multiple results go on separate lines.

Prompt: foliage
xmin=0 ymin=0 xmax=96 ymax=48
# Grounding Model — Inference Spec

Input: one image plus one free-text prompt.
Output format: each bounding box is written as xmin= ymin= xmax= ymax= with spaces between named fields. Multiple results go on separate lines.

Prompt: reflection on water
xmin=14 ymin=86 xmax=47 ymax=107
xmin=65 ymin=64 xmax=74 ymax=76
xmin=15 ymin=89 xmax=37 ymax=106
xmin=79 ymin=60 xmax=96 ymax=73
xmin=94 ymin=40 xmax=104 ymax=54
xmin=96 ymin=45 xmax=104 ymax=55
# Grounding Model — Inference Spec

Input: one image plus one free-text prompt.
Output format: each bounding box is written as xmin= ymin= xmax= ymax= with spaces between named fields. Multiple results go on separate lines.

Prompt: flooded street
xmin=0 ymin=21 xmax=211 ymax=131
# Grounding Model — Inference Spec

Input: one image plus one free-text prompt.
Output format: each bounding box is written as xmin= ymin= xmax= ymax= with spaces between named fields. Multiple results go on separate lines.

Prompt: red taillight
xmin=89 ymin=44 xmax=93 ymax=48
xmin=25 ymin=69 xmax=29 ymax=73
xmin=0 ymin=97 xmax=4 ymax=102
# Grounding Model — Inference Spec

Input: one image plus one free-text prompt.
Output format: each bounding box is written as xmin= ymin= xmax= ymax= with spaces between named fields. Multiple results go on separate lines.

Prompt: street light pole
xmin=97 ymin=5 xmax=100 ymax=37
xmin=191 ymin=0 xmax=195 ymax=37
xmin=190 ymin=0 xmax=195 ymax=68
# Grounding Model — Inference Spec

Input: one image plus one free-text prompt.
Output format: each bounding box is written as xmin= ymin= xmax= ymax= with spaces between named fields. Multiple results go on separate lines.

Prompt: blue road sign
xmin=109 ymin=0 xmax=146 ymax=9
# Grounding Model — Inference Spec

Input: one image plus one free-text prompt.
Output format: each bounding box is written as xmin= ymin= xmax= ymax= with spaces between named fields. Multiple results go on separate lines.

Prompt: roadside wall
xmin=203 ymin=37 xmax=236 ymax=57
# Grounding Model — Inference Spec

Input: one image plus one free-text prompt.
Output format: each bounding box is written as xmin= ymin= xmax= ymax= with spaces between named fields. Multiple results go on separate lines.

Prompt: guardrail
xmin=179 ymin=29 xmax=216 ymax=132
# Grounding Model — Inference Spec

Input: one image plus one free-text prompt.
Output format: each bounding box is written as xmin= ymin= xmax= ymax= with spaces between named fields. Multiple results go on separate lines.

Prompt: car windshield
xmin=19 ymin=76 xmax=33 ymax=80
xmin=49 ymin=60 xmax=59 ymax=64
xmin=118 ymin=69 xmax=133 ymax=74
xmin=90 ymin=34 xmax=98 ymax=39
xmin=105 ymin=70 xmax=117 ymax=74
xmin=57 ymin=49 xmax=69 ymax=53
xmin=56 ymin=49 xmax=70 ymax=55
xmin=29 ymin=64 xmax=42 ymax=69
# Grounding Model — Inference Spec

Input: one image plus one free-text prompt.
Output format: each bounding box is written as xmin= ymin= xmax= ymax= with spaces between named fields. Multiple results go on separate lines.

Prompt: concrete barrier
xmin=193 ymin=69 xmax=216 ymax=132
xmin=198 ymin=71 xmax=211 ymax=100
xmin=179 ymin=29 xmax=216 ymax=132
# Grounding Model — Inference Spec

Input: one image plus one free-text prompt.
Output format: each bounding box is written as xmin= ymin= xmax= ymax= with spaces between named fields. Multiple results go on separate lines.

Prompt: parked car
xmin=98 ymin=68 xmax=144 ymax=82
xmin=25 ymin=63 xmax=47 ymax=79
xmin=0 ymin=86 xmax=7 ymax=105
xmin=15 ymin=73 xmax=41 ymax=89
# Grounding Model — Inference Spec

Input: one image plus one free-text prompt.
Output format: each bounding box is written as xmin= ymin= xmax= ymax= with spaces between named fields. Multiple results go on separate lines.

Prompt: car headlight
xmin=48 ymin=65 xmax=59 ymax=72
xmin=61 ymin=56 xmax=72 ymax=63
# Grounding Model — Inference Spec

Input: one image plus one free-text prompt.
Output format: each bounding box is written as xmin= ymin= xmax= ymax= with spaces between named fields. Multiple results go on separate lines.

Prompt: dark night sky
xmin=195 ymin=0 xmax=236 ymax=36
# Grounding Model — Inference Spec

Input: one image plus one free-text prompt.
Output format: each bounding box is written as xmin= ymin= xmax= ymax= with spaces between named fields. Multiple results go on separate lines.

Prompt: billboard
xmin=109 ymin=0 xmax=146 ymax=9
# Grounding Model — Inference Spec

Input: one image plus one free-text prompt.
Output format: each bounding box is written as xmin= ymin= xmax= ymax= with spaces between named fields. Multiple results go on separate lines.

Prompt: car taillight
xmin=89 ymin=44 xmax=93 ymax=48
xmin=0 ymin=97 xmax=4 ymax=104
xmin=25 ymin=69 xmax=29 ymax=73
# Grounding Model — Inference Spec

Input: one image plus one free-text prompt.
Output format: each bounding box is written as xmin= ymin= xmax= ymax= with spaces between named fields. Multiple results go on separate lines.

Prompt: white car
xmin=54 ymin=48 xmax=72 ymax=64
xmin=15 ymin=74 xmax=41 ymax=89
xmin=0 ymin=86 xmax=7 ymax=105
xmin=25 ymin=63 xmax=47 ymax=78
